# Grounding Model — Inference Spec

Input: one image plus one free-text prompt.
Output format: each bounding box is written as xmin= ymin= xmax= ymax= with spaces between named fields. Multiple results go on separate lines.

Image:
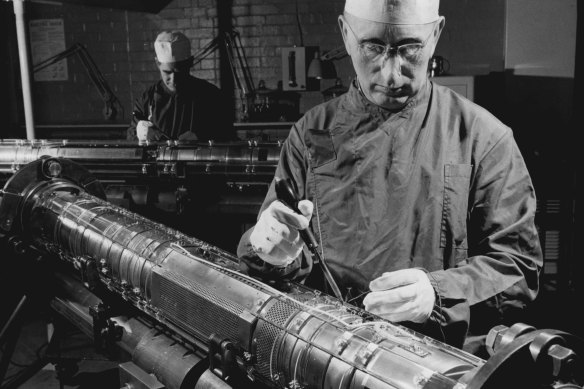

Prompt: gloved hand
xmin=178 ymin=131 xmax=198 ymax=141
xmin=249 ymin=199 xmax=314 ymax=267
xmin=136 ymin=120 xmax=162 ymax=141
xmin=363 ymin=268 xmax=435 ymax=323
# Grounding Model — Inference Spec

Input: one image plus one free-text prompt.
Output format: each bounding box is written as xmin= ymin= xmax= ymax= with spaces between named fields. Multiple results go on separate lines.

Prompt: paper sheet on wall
xmin=30 ymin=19 xmax=68 ymax=82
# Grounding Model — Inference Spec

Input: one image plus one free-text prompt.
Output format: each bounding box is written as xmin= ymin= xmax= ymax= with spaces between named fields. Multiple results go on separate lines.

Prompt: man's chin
xmin=163 ymin=84 xmax=177 ymax=93
xmin=374 ymin=94 xmax=409 ymax=110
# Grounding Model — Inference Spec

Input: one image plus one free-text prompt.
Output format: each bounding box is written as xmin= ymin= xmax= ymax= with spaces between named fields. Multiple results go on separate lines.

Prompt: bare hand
xmin=249 ymin=200 xmax=314 ymax=267
xmin=363 ymin=268 xmax=435 ymax=323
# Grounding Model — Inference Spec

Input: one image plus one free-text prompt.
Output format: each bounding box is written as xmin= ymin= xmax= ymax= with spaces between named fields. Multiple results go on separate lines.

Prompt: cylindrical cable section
xmin=1 ymin=158 xmax=489 ymax=389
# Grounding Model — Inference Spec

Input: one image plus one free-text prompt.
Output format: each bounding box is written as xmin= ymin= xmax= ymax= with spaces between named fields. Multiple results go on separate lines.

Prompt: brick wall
xmin=24 ymin=0 xmax=351 ymax=125
xmin=21 ymin=0 xmax=505 ymax=126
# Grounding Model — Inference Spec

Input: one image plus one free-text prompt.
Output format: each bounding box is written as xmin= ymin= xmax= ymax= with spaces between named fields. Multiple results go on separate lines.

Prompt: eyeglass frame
xmin=343 ymin=19 xmax=439 ymax=64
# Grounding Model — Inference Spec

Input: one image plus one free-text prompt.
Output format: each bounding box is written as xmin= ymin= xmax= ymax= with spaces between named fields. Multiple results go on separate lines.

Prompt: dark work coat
xmin=127 ymin=76 xmax=235 ymax=141
xmin=238 ymin=79 xmax=542 ymax=350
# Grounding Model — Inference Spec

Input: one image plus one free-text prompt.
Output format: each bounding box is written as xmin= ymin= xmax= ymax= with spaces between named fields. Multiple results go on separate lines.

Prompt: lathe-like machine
xmin=0 ymin=141 xmax=583 ymax=389
xmin=0 ymin=139 xmax=282 ymax=251
xmin=0 ymin=138 xmax=281 ymax=205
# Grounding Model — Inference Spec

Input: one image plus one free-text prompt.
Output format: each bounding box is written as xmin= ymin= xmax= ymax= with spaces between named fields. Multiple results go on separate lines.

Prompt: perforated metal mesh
xmin=153 ymin=268 xmax=245 ymax=343
xmin=255 ymin=298 xmax=301 ymax=379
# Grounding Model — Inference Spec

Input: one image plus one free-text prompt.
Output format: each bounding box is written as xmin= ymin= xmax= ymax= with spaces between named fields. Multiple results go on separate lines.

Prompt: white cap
xmin=154 ymin=31 xmax=192 ymax=64
xmin=344 ymin=0 xmax=440 ymax=24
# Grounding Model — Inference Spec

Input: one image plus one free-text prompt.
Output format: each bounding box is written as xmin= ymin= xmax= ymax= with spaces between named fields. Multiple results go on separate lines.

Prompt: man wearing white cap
xmin=238 ymin=0 xmax=541 ymax=354
xmin=127 ymin=30 xmax=234 ymax=142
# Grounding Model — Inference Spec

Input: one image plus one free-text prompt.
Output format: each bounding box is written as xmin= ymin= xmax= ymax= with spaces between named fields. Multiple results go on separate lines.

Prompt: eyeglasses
xmin=345 ymin=20 xmax=437 ymax=63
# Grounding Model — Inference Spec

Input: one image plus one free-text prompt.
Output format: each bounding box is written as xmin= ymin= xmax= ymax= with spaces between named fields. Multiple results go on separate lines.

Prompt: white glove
xmin=363 ymin=268 xmax=435 ymax=323
xmin=249 ymin=200 xmax=314 ymax=267
xmin=136 ymin=120 xmax=161 ymax=141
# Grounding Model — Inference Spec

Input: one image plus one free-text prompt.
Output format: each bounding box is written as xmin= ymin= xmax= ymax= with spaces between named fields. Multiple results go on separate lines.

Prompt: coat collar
xmin=345 ymin=77 xmax=431 ymax=121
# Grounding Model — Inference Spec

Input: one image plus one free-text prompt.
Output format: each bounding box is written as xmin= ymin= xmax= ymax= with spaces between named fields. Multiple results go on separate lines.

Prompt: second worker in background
xmin=127 ymin=30 xmax=235 ymax=142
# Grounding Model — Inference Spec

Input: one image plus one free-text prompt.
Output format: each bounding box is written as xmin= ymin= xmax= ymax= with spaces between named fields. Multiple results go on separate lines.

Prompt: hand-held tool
xmin=275 ymin=177 xmax=344 ymax=301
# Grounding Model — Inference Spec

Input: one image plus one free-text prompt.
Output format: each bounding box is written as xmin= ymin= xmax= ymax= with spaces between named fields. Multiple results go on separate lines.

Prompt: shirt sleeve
xmin=127 ymin=90 xmax=150 ymax=141
xmin=237 ymin=122 xmax=311 ymax=280
xmin=427 ymin=130 xmax=543 ymax=345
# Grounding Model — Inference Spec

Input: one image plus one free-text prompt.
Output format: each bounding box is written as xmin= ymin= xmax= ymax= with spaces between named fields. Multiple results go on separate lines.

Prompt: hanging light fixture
xmin=307 ymin=52 xmax=323 ymax=79
xmin=307 ymin=46 xmax=347 ymax=80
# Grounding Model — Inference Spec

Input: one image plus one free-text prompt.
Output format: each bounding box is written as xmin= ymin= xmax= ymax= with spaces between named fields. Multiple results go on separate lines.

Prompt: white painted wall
xmin=505 ymin=0 xmax=577 ymax=78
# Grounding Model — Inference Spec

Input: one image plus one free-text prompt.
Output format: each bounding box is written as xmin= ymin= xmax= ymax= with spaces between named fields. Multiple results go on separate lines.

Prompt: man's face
xmin=157 ymin=60 xmax=192 ymax=93
xmin=340 ymin=13 xmax=443 ymax=110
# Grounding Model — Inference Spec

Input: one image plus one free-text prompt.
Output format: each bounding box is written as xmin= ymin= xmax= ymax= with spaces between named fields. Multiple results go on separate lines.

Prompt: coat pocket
xmin=305 ymin=128 xmax=336 ymax=169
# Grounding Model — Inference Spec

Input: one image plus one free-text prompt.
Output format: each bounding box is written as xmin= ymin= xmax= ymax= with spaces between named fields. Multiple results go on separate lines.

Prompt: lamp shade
xmin=307 ymin=52 xmax=323 ymax=79
xmin=308 ymin=54 xmax=338 ymax=80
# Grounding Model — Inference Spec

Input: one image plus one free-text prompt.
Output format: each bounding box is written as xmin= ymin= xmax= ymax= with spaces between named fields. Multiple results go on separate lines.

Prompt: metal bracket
xmin=208 ymin=333 xmax=235 ymax=381
xmin=89 ymin=302 xmax=123 ymax=355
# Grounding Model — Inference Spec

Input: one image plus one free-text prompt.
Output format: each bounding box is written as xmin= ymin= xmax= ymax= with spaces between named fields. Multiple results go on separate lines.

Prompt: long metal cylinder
xmin=1 ymin=158 xmax=490 ymax=389
xmin=0 ymin=139 xmax=281 ymax=180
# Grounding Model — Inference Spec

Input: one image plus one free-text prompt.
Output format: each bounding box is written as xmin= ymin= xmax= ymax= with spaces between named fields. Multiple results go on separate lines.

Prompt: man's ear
xmin=338 ymin=15 xmax=352 ymax=58
xmin=435 ymin=16 xmax=445 ymax=42
xmin=429 ymin=16 xmax=446 ymax=57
